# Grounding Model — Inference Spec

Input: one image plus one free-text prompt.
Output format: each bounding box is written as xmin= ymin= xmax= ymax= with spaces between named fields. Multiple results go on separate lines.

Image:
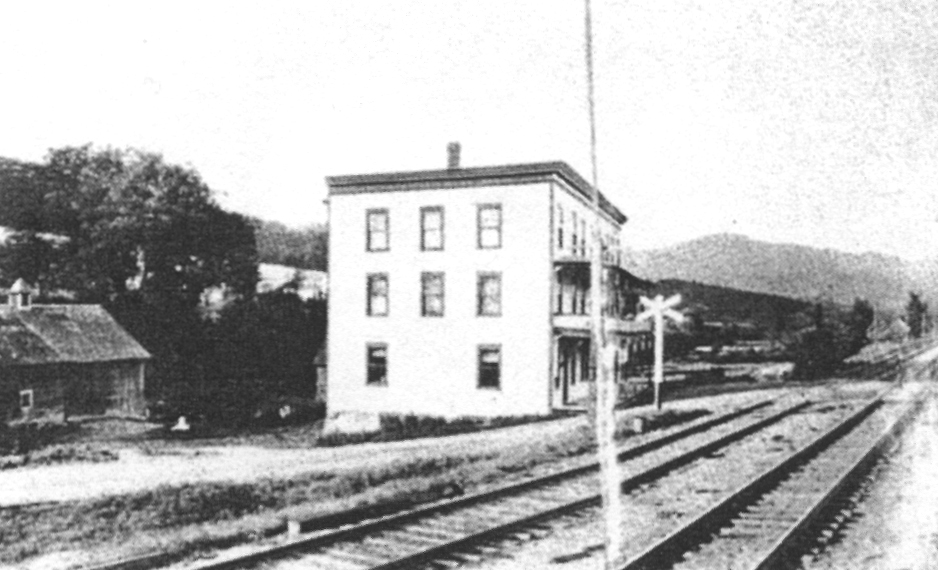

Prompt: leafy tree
xmin=253 ymin=219 xmax=328 ymax=271
xmin=846 ymin=298 xmax=875 ymax=355
xmin=0 ymin=145 xmax=258 ymax=305
xmin=197 ymin=289 xmax=327 ymax=423
xmin=791 ymin=297 xmax=875 ymax=379
xmin=791 ymin=301 xmax=840 ymax=379
xmin=906 ymin=292 xmax=928 ymax=339
xmin=0 ymin=145 xmax=259 ymax=404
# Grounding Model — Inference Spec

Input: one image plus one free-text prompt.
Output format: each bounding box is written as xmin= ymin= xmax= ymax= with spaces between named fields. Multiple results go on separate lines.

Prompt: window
xmin=477 ymin=272 xmax=502 ymax=316
xmin=366 ymin=344 xmax=388 ymax=385
xmin=579 ymin=218 xmax=587 ymax=256
xmin=421 ymin=272 xmax=445 ymax=316
xmin=19 ymin=389 xmax=33 ymax=409
xmin=477 ymin=204 xmax=502 ymax=249
xmin=420 ymin=206 xmax=444 ymax=251
xmin=366 ymin=209 xmax=389 ymax=251
xmin=478 ymin=345 xmax=501 ymax=389
xmin=571 ymin=211 xmax=578 ymax=255
xmin=556 ymin=205 xmax=564 ymax=251
xmin=366 ymin=273 xmax=389 ymax=316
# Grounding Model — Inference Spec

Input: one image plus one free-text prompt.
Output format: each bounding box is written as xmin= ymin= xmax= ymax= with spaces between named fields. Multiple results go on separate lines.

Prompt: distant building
xmin=325 ymin=147 xmax=653 ymax=421
xmin=257 ymin=263 xmax=328 ymax=300
xmin=0 ymin=279 xmax=151 ymax=423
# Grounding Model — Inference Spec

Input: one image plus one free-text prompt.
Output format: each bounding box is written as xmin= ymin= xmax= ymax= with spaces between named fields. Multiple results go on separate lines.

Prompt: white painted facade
xmin=326 ymin=161 xmax=651 ymax=420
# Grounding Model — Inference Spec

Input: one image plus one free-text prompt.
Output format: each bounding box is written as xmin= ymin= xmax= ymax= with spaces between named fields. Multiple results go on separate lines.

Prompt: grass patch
xmin=0 ymin=422 xmax=120 ymax=470
xmin=316 ymin=412 xmax=565 ymax=447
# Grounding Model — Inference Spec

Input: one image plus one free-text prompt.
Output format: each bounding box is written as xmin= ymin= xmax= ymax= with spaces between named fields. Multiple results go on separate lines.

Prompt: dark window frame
xmin=421 ymin=271 xmax=445 ymax=317
xmin=366 ymin=273 xmax=389 ymax=316
xmin=556 ymin=204 xmax=564 ymax=251
xmin=366 ymin=343 xmax=388 ymax=386
xmin=420 ymin=206 xmax=445 ymax=251
xmin=19 ymin=389 xmax=33 ymax=409
xmin=579 ymin=218 xmax=587 ymax=256
xmin=366 ymin=208 xmax=390 ymax=252
xmin=477 ymin=344 xmax=502 ymax=390
xmin=477 ymin=203 xmax=502 ymax=249
xmin=477 ymin=271 xmax=502 ymax=316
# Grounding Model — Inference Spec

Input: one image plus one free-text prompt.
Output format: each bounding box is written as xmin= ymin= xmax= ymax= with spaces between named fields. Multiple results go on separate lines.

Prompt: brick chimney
xmin=8 ymin=278 xmax=33 ymax=310
xmin=447 ymin=142 xmax=461 ymax=170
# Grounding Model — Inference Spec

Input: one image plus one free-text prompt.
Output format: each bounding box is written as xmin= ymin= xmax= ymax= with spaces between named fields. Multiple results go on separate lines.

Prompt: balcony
xmin=552 ymin=259 xmax=654 ymax=334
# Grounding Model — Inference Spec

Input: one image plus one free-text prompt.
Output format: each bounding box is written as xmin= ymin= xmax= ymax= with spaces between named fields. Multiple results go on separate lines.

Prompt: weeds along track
xmin=160 ymin=399 xmax=814 ymax=570
xmin=620 ymin=383 xmax=933 ymax=570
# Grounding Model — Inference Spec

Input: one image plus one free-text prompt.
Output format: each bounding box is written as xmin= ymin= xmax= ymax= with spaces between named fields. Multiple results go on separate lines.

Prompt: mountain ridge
xmin=627 ymin=233 xmax=937 ymax=314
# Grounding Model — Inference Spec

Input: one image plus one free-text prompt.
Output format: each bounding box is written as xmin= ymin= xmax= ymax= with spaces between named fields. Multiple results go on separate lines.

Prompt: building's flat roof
xmin=326 ymin=161 xmax=627 ymax=225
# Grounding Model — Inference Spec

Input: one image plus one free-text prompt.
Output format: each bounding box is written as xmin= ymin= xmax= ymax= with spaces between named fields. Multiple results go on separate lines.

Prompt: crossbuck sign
xmin=637 ymin=294 xmax=683 ymax=410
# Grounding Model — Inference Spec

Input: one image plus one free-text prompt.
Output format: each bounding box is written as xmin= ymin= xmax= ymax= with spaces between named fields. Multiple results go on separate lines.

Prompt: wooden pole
xmin=584 ymin=0 xmax=623 ymax=566
xmin=653 ymin=296 xmax=664 ymax=410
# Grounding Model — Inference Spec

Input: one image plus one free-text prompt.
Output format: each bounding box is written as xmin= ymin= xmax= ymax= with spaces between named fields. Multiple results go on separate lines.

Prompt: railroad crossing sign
xmin=637 ymin=294 xmax=684 ymax=410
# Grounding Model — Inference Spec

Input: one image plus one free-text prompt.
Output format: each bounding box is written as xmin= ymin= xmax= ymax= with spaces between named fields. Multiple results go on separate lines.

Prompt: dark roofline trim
xmin=326 ymin=161 xmax=627 ymax=225
xmin=0 ymin=356 xmax=150 ymax=367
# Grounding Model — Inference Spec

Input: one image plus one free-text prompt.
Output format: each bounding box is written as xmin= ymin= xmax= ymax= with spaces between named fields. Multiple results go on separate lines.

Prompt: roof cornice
xmin=326 ymin=161 xmax=627 ymax=225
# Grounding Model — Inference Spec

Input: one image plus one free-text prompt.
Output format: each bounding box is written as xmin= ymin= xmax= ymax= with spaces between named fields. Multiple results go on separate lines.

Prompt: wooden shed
xmin=0 ymin=280 xmax=151 ymax=423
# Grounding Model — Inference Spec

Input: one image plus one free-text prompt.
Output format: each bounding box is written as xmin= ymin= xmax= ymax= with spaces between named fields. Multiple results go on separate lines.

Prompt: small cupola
xmin=8 ymin=278 xmax=34 ymax=310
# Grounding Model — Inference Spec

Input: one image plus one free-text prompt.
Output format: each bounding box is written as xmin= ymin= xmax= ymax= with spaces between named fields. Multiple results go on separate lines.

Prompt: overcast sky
xmin=1 ymin=1 xmax=937 ymax=259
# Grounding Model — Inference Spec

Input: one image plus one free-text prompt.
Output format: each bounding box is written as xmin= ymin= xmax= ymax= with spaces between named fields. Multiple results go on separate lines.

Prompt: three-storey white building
xmin=326 ymin=151 xmax=652 ymax=422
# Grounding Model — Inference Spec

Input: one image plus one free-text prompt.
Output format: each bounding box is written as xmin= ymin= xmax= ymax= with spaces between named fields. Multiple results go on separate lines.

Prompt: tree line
xmin=0 ymin=146 xmax=325 ymax=424
xmin=254 ymin=220 xmax=328 ymax=271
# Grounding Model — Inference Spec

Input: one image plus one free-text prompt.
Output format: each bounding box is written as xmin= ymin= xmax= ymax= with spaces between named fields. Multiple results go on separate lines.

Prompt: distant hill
xmin=629 ymin=234 xmax=937 ymax=314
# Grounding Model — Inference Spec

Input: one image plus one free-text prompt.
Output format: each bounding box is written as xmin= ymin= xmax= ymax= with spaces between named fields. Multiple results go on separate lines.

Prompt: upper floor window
xmin=366 ymin=343 xmax=388 ymax=386
xmin=366 ymin=209 xmax=389 ymax=252
xmin=477 ymin=204 xmax=502 ymax=249
xmin=579 ymin=218 xmax=587 ymax=256
xmin=366 ymin=273 xmax=389 ymax=316
xmin=421 ymin=272 xmax=445 ymax=317
xmin=571 ymin=211 xmax=578 ymax=255
xmin=19 ymin=389 xmax=33 ymax=409
xmin=420 ymin=206 xmax=444 ymax=251
xmin=556 ymin=205 xmax=564 ymax=251
xmin=477 ymin=272 xmax=502 ymax=316
xmin=478 ymin=345 xmax=501 ymax=389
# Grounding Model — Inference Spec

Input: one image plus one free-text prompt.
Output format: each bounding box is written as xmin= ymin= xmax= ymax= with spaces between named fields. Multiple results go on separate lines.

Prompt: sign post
xmin=637 ymin=294 xmax=683 ymax=410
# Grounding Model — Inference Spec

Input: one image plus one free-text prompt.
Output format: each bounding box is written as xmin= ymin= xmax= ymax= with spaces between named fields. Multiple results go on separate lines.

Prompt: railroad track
xmin=162 ymin=399 xmax=817 ymax=570
xmin=840 ymin=334 xmax=938 ymax=381
xmin=619 ymin=383 xmax=933 ymax=570
xmin=85 ymin=338 xmax=937 ymax=570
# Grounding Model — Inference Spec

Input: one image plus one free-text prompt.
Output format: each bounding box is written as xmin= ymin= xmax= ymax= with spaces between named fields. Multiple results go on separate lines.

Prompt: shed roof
xmin=0 ymin=304 xmax=150 ymax=366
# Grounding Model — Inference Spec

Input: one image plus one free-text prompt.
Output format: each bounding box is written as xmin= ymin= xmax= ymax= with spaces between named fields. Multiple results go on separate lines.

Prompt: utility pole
xmin=584 ymin=0 xmax=623 ymax=567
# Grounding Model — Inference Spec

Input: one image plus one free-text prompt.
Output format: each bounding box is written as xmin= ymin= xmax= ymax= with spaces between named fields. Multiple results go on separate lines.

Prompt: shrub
xmin=27 ymin=444 xmax=118 ymax=467
xmin=316 ymin=412 xmax=556 ymax=447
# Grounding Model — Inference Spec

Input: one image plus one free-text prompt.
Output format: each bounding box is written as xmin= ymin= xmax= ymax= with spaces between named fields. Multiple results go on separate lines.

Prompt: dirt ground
xmin=0 ymin=382 xmax=876 ymax=508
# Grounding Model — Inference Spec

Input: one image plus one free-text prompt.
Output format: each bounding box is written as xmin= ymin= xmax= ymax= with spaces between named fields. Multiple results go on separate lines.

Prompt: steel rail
xmin=83 ymin=399 xmax=773 ymax=570
xmin=185 ymin=400 xmax=810 ymax=570
xmin=753 ymin=386 xmax=932 ymax=570
xmin=82 ymin=338 xmax=936 ymax=570
xmin=617 ymin=385 xmax=927 ymax=570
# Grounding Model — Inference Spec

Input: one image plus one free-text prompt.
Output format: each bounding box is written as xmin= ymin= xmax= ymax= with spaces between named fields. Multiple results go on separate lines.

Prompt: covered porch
xmin=551 ymin=330 xmax=653 ymax=409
